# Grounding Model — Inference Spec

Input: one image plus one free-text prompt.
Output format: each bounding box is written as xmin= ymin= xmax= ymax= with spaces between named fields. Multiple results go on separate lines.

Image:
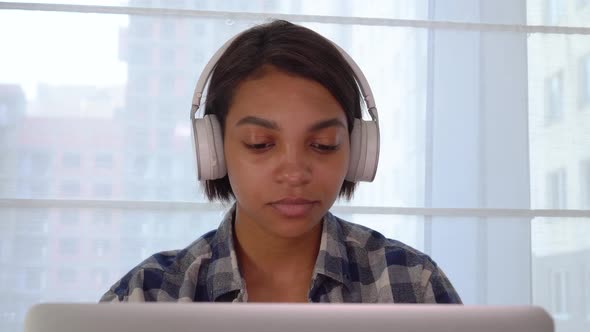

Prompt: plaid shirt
xmin=101 ymin=205 xmax=461 ymax=303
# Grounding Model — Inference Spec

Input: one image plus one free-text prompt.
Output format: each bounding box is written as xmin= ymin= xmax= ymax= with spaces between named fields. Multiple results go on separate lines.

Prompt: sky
xmin=0 ymin=7 xmax=128 ymax=101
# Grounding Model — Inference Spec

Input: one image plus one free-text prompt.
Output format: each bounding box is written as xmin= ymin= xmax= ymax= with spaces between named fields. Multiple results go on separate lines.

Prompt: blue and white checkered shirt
xmin=100 ymin=205 xmax=461 ymax=303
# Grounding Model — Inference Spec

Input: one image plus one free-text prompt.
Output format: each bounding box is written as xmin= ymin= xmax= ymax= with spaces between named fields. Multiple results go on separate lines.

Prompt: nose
xmin=274 ymin=145 xmax=312 ymax=186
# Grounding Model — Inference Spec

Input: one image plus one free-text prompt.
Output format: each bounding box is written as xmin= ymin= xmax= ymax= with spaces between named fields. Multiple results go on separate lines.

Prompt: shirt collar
xmin=312 ymin=211 xmax=353 ymax=290
xmin=206 ymin=204 xmax=245 ymax=301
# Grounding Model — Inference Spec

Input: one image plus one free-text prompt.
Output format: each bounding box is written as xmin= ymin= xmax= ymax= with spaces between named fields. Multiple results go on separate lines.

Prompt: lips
xmin=270 ymin=198 xmax=318 ymax=218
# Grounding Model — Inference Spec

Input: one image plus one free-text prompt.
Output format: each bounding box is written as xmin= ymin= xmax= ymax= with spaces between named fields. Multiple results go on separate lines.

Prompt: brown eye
xmin=311 ymin=143 xmax=339 ymax=152
xmin=244 ymin=142 xmax=274 ymax=151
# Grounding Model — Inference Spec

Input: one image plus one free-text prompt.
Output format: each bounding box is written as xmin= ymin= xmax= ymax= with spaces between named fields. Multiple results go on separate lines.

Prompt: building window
xmin=20 ymin=151 xmax=51 ymax=176
xmin=132 ymin=155 xmax=150 ymax=177
xmin=29 ymin=180 xmax=49 ymax=197
xmin=125 ymin=182 xmax=147 ymax=200
xmin=551 ymin=270 xmax=570 ymax=319
xmin=128 ymin=126 xmax=149 ymax=149
xmin=60 ymin=180 xmax=81 ymax=197
xmin=586 ymin=265 xmax=590 ymax=320
xmin=60 ymin=209 xmax=80 ymax=226
xmin=91 ymin=268 xmax=110 ymax=285
xmin=92 ymin=210 xmax=112 ymax=227
xmin=156 ymin=102 xmax=177 ymax=125
xmin=140 ymin=220 xmax=151 ymax=235
xmin=160 ymin=47 xmax=175 ymax=67
xmin=0 ymin=103 xmax=7 ymax=126
xmin=58 ymin=238 xmax=79 ymax=255
xmin=0 ymin=152 xmax=9 ymax=173
xmin=156 ymin=156 xmax=172 ymax=177
xmin=129 ymin=44 xmax=151 ymax=66
xmin=129 ymin=16 xmax=153 ymax=38
xmin=157 ymin=128 xmax=173 ymax=150
xmin=14 ymin=238 xmax=48 ymax=262
xmin=546 ymin=168 xmax=567 ymax=209
xmin=93 ymin=183 xmax=112 ymax=198
xmin=62 ymin=152 xmax=81 ymax=168
xmin=582 ymin=160 xmax=590 ymax=209
xmin=93 ymin=239 xmax=110 ymax=257
xmin=194 ymin=23 xmax=205 ymax=35
xmin=130 ymin=72 xmax=150 ymax=94
xmin=545 ymin=71 xmax=564 ymax=124
xmin=155 ymin=220 xmax=171 ymax=234
xmin=32 ymin=152 xmax=51 ymax=175
xmin=130 ymin=0 xmax=152 ymax=7
xmin=17 ymin=209 xmax=49 ymax=233
xmin=160 ymin=73 xmax=176 ymax=96
xmin=545 ymin=0 xmax=565 ymax=25
xmin=580 ymin=54 xmax=590 ymax=107
xmin=171 ymin=158 xmax=184 ymax=179
xmin=121 ymin=240 xmax=143 ymax=262
xmin=95 ymin=153 xmax=113 ymax=169
xmin=159 ymin=18 xmax=176 ymax=40
xmin=57 ymin=268 xmax=77 ymax=284
xmin=155 ymin=184 xmax=171 ymax=201
xmin=25 ymin=268 xmax=45 ymax=290
xmin=165 ymin=0 xmax=185 ymax=8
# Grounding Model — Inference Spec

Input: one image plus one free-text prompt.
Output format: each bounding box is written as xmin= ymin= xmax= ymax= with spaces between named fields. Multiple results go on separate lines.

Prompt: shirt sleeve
xmin=422 ymin=265 xmax=463 ymax=304
xmin=98 ymin=269 xmax=147 ymax=302
xmin=99 ymin=276 xmax=129 ymax=302
xmin=99 ymin=288 xmax=122 ymax=302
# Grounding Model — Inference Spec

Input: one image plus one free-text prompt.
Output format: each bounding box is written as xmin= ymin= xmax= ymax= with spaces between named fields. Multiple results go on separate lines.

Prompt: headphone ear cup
xmin=360 ymin=120 xmax=379 ymax=182
xmin=192 ymin=114 xmax=226 ymax=180
xmin=346 ymin=119 xmax=362 ymax=182
xmin=346 ymin=119 xmax=379 ymax=182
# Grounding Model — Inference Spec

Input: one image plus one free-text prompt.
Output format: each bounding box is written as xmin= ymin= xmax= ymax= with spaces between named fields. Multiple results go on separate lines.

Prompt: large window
xmin=545 ymin=0 xmax=565 ymax=25
xmin=546 ymin=168 xmax=567 ymax=209
xmin=95 ymin=153 xmax=113 ymax=169
xmin=582 ymin=160 xmax=590 ymax=209
xmin=62 ymin=152 xmax=81 ymax=169
xmin=581 ymin=54 xmax=590 ymax=107
xmin=0 ymin=1 xmax=589 ymax=332
xmin=551 ymin=270 xmax=570 ymax=319
xmin=586 ymin=265 xmax=590 ymax=320
xmin=546 ymin=71 xmax=564 ymax=124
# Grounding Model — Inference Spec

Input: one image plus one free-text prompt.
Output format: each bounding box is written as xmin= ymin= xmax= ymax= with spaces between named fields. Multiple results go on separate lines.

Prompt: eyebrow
xmin=235 ymin=116 xmax=278 ymax=130
xmin=235 ymin=116 xmax=346 ymax=132
xmin=308 ymin=118 xmax=347 ymax=132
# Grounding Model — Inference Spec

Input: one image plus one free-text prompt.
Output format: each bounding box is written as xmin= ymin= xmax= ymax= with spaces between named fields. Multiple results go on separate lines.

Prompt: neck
xmin=233 ymin=206 xmax=322 ymax=280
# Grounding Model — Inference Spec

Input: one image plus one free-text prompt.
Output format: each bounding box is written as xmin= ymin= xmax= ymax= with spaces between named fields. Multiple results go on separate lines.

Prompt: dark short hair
xmin=202 ymin=20 xmax=361 ymax=202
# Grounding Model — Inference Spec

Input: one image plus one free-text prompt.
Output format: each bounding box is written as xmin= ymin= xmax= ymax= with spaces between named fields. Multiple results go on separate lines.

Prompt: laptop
xmin=24 ymin=303 xmax=554 ymax=332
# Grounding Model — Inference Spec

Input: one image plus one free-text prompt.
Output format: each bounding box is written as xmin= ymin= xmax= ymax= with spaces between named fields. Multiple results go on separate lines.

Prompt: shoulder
xmin=332 ymin=215 xmax=462 ymax=303
xmin=335 ymin=216 xmax=432 ymax=268
xmin=100 ymin=229 xmax=217 ymax=302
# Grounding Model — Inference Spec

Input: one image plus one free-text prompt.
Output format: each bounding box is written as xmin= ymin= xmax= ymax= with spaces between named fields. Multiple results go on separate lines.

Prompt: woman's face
xmin=224 ymin=66 xmax=350 ymax=240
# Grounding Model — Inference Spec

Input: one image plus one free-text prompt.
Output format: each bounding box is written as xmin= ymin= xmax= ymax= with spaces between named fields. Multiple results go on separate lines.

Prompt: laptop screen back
xmin=24 ymin=303 xmax=554 ymax=332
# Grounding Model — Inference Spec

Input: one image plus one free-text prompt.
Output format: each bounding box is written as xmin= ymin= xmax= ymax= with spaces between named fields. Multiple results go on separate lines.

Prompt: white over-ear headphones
xmin=190 ymin=30 xmax=380 ymax=183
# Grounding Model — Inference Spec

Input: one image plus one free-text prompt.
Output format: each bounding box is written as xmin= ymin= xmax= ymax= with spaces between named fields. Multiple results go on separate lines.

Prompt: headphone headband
xmin=190 ymin=25 xmax=380 ymax=183
xmin=190 ymin=32 xmax=378 ymax=123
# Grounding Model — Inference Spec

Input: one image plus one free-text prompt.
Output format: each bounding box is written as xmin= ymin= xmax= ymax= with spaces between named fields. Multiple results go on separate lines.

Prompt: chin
xmin=265 ymin=215 xmax=323 ymax=240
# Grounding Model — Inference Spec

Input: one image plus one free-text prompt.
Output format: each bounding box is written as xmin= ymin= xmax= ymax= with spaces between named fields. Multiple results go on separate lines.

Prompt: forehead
xmin=226 ymin=67 xmax=347 ymax=126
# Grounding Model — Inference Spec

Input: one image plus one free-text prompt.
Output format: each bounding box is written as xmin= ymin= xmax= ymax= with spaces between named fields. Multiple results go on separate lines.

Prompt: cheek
xmin=320 ymin=153 xmax=349 ymax=184
xmin=311 ymin=143 xmax=350 ymax=190
xmin=224 ymin=140 xmax=266 ymax=174
xmin=224 ymin=140 xmax=266 ymax=198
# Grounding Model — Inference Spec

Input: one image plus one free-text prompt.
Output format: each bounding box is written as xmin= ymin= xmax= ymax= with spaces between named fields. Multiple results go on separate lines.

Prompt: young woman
xmin=101 ymin=20 xmax=461 ymax=303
